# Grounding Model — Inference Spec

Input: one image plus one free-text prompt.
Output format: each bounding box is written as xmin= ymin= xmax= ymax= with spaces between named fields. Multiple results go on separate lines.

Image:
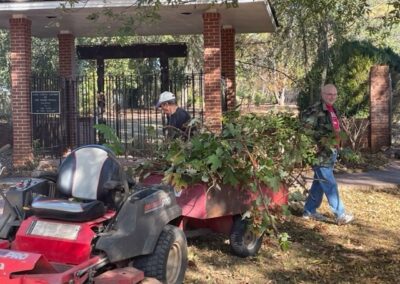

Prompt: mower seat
xmin=31 ymin=145 xmax=128 ymax=222
xmin=30 ymin=198 xmax=105 ymax=222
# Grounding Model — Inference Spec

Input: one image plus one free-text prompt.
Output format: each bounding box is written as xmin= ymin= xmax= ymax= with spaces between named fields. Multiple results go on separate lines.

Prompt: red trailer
xmin=143 ymin=173 xmax=288 ymax=257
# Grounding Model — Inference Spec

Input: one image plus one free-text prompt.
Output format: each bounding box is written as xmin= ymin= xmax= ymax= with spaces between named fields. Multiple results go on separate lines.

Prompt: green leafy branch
xmin=155 ymin=111 xmax=316 ymax=249
xmin=93 ymin=124 xmax=124 ymax=155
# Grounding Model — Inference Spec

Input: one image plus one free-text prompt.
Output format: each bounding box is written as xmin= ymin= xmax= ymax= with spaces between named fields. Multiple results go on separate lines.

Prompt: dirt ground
xmin=184 ymin=186 xmax=400 ymax=284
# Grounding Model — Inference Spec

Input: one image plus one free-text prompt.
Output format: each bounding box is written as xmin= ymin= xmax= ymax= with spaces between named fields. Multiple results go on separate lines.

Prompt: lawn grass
xmin=184 ymin=186 xmax=400 ymax=284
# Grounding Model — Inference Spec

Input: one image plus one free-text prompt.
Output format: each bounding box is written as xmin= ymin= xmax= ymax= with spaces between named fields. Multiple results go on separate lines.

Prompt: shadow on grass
xmin=357 ymin=186 xmax=400 ymax=199
xmin=266 ymin=218 xmax=400 ymax=283
xmin=187 ymin=233 xmax=232 ymax=255
xmin=186 ymin=216 xmax=400 ymax=283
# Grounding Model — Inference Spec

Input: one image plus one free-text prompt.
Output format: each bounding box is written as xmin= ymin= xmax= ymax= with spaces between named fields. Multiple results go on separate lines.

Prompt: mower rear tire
xmin=229 ymin=215 xmax=263 ymax=257
xmin=133 ymin=224 xmax=187 ymax=284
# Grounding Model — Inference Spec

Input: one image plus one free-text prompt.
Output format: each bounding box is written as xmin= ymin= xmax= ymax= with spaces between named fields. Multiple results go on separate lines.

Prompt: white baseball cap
xmin=156 ymin=91 xmax=176 ymax=107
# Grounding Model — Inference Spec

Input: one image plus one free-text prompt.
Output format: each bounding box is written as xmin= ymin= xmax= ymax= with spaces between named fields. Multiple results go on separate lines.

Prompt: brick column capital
xmin=222 ymin=25 xmax=235 ymax=31
xmin=9 ymin=15 xmax=31 ymax=24
xmin=202 ymin=12 xmax=221 ymax=20
xmin=57 ymin=31 xmax=74 ymax=40
xmin=370 ymin=65 xmax=390 ymax=77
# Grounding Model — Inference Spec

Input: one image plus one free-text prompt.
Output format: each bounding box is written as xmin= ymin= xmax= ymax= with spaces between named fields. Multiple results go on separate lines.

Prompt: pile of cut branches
xmin=150 ymin=111 xmax=316 ymax=241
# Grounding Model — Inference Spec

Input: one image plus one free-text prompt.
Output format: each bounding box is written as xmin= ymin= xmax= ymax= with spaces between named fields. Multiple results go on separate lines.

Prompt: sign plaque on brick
xmin=31 ymin=91 xmax=60 ymax=114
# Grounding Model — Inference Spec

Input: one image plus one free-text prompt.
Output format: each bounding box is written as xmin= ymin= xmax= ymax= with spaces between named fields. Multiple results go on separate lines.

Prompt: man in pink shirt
xmin=301 ymin=84 xmax=354 ymax=225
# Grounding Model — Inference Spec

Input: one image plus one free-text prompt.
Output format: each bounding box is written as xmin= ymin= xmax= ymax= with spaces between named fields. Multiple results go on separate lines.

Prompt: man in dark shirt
xmin=156 ymin=91 xmax=191 ymax=139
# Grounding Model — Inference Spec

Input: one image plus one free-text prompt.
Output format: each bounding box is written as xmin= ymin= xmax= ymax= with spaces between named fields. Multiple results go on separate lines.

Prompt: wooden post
xmin=160 ymin=56 xmax=169 ymax=92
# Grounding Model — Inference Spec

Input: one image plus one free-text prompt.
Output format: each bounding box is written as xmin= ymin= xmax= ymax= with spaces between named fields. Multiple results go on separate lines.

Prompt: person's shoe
xmin=302 ymin=212 xmax=328 ymax=222
xmin=336 ymin=213 xmax=354 ymax=225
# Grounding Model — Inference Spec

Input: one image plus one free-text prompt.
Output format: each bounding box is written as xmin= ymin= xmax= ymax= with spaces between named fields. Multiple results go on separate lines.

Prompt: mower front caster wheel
xmin=229 ymin=215 xmax=263 ymax=257
xmin=133 ymin=224 xmax=188 ymax=284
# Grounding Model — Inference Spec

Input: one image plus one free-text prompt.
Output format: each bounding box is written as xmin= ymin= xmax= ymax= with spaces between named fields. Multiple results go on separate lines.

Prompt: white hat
xmin=156 ymin=91 xmax=176 ymax=107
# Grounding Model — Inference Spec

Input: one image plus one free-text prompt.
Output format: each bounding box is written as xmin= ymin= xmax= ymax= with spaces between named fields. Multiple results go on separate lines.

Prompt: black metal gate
xmin=31 ymin=76 xmax=67 ymax=158
xmin=31 ymin=72 xmax=204 ymax=157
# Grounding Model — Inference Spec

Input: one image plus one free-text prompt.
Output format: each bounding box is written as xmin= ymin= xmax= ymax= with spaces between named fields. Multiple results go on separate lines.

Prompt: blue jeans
xmin=304 ymin=151 xmax=345 ymax=217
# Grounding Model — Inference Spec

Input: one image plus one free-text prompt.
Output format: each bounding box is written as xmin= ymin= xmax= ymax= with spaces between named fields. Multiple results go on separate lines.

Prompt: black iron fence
xmin=31 ymin=72 xmax=204 ymax=157
xmin=0 ymin=86 xmax=10 ymax=121
xmin=0 ymin=86 xmax=12 ymax=148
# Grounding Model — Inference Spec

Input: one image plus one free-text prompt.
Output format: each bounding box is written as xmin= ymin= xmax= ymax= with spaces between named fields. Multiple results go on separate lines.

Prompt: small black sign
xmin=31 ymin=91 xmax=60 ymax=114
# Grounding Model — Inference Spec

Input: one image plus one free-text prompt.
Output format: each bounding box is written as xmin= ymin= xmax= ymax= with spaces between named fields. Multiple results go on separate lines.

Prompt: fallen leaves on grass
xmin=184 ymin=186 xmax=400 ymax=283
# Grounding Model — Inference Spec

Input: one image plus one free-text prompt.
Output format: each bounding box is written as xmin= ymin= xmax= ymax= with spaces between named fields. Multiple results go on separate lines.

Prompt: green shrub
xmin=339 ymin=147 xmax=364 ymax=165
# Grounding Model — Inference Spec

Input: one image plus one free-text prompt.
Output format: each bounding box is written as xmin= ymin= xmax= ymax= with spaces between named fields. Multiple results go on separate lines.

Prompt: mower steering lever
xmin=75 ymin=257 xmax=108 ymax=278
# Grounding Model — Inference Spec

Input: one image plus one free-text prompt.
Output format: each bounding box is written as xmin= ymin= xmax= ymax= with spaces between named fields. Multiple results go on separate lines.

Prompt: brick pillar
xmin=58 ymin=32 xmax=77 ymax=149
xmin=10 ymin=15 xmax=32 ymax=167
xmin=58 ymin=32 xmax=75 ymax=78
xmin=203 ymin=12 xmax=222 ymax=132
xmin=221 ymin=26 xmax=236 ymax=111
xmin=370 ymin=65 xmax=391 ymax=152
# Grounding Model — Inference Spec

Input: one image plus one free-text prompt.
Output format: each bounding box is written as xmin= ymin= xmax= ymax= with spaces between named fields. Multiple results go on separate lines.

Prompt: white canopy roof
xmin=0 ymin=0 xmax=277 ymax=38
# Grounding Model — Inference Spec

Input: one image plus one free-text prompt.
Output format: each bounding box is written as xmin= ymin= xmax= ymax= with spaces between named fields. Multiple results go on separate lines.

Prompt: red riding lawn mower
xmin=0 ymin=145 xmax=187 ymax=284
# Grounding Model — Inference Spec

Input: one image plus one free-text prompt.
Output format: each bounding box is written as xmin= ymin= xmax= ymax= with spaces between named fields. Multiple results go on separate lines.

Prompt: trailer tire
xmin=229 ymin=215 xmax=263 ymax=257
xmin=133 ymin=225 xmax=187 ymax=284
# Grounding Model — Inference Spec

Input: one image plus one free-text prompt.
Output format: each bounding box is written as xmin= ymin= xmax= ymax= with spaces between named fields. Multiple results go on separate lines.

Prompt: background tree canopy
xmin=298 ymin=40 xmax=400 ymax=117
xmin=0 ymin=0 xmax=399 ymax=116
